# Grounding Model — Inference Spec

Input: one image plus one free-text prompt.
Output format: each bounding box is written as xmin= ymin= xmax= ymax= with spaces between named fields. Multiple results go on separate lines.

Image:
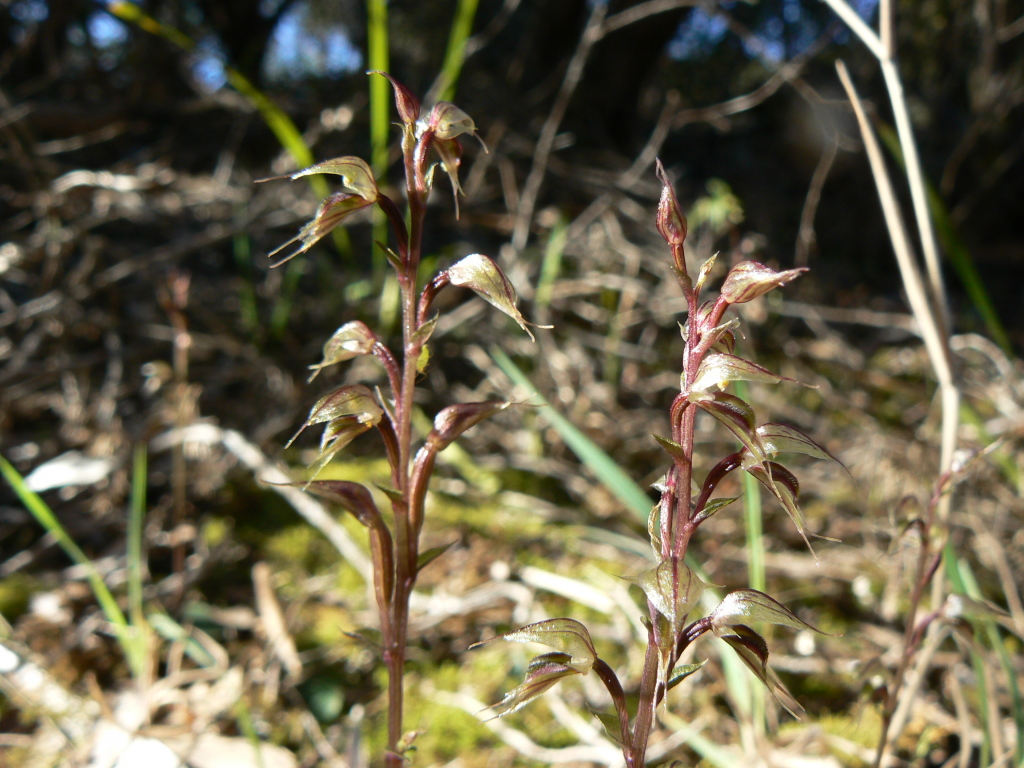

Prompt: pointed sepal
xmin=718 ymin=624 xmax=804 ymax=717
xmin=269 ymin=192 xmax=374 ymax=266
xmin=689 ymin=353 xmax=802 ymax=395
xmin=720 ymin=260 xmax=806 ymax=305
xmin=430 ymin=400 xmax=512 ymax=451
xmin=308 ymin=321 xmax=378 ymax=381
xmin=475 ymin=618 xmax=597 ymax=674
xmin=288 ymin=156 xmax=379 ymax=201
xmin=447 ymin=254 xmax=535 ymax=340
xmin=757 ymin=423 xmax=845 ymax=469
xmin=485 ymin=652 xmax=581 ymax=718
xmin=709 ymin=588 xmax=826 ymax=635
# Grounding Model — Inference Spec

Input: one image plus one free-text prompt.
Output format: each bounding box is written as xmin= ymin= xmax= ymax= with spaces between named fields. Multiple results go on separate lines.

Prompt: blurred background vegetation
xmin=1 ymin=0 xmax=1023 ymax=766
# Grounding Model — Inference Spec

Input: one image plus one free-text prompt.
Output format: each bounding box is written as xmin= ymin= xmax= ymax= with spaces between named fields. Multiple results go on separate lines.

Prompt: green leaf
xmin=667 ymin=659 xmax=707 ymax=690
xmin=652 ymin=434 xmax=686 ymax=464
xmin=417 ymin=541 xmax=457 ymax=572
xmin=448 ymin=254 xmax=534 ymax=340
xmin=491 ymin=347 xmax=653 ymax=522
xmin=694 ymin=496 xmax=739 ymax=524
xmin=0 ymin=455 xmax=136 ymax=669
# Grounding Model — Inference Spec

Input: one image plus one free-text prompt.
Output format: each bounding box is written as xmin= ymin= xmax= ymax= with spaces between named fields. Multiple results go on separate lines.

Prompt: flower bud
xmin=655 ymin=159 xmax=687 ymax=248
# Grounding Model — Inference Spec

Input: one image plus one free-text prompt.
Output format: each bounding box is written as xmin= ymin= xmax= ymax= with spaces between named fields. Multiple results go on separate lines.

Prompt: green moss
xmin=295 ymin=603 xmax=358 ymax=649
xmin=201 ymin=516 xmax=232 ymax=548
xmin=0 ymin=574 xmax=37 ymax=621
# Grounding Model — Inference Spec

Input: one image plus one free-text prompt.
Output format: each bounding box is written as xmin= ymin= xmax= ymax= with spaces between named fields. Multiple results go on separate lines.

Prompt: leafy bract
xmin=487 ymin=652 xmax=580 ymax=718
xmin=694 ymin=496 xmax=739 ymax=524
xmin=308 ymin=321 xmax=377 ymax=381
xmin=694 ymin=253 xmax=717 ymax=294
xmin=638 ymin=557 xmax=707 ymax=638
xmin=720 ymin=260 xmax=806 ymax=304
xmin=652 ymin=434 xmax=686 ymax=464
xmin=417 ymin=541 xmax=456 ymax=572
xmin=590 ymin=709 xmax=626 ymax=746
xmin=447 ymin=254 xmax=535 ymax=340
xmin=667 ymin=659 xmax=707 ymax=690
xmin=410 ymin=313 xmax=439 ymax=347
xmin=689 ymin=353 xmax=799 ymax=395
xmin=484 ymin=618 xmax=597 ymax=674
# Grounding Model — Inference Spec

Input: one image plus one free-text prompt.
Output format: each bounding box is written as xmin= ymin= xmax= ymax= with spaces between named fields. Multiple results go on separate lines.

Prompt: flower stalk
xmin=482 ymin=160 xmax=838 ymax=767
xmin=264 ymin=72 xmax=528 ymax=766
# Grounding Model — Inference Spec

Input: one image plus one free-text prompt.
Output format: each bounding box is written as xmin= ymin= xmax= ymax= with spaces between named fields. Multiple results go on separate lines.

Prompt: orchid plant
xmin=477 ymin=162 xmax=842 ymax=766
xmin=261 ymin=72 xmax=533 ymax=766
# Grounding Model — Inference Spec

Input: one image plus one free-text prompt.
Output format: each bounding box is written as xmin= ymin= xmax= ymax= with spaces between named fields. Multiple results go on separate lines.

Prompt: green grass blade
xmin=148 ymin=612 xmax=217 ymax=668
xmin=535 ymin=215 xmax=567 ymax=311
xmin=234 ymin=697 xmax=268 ymax=768
xmin=437 ymin=0 xmax=481 ymax=102
xmin=128 ymin=444 xmax=147 ymax=630
xmin=0 ymin=454 xmax=142 ymax=675
xmin=270 ymin=255 xmax=306 ymax=339
xmin=490 ymin=346 xmax=652 ymax=521
xmin=233 ymin=229 xmax=260 ymax=337
xmin=366 ymin=0 xmax=390 ymax=287
xmin=946 ymin=544 xmax=1024 ymax=765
